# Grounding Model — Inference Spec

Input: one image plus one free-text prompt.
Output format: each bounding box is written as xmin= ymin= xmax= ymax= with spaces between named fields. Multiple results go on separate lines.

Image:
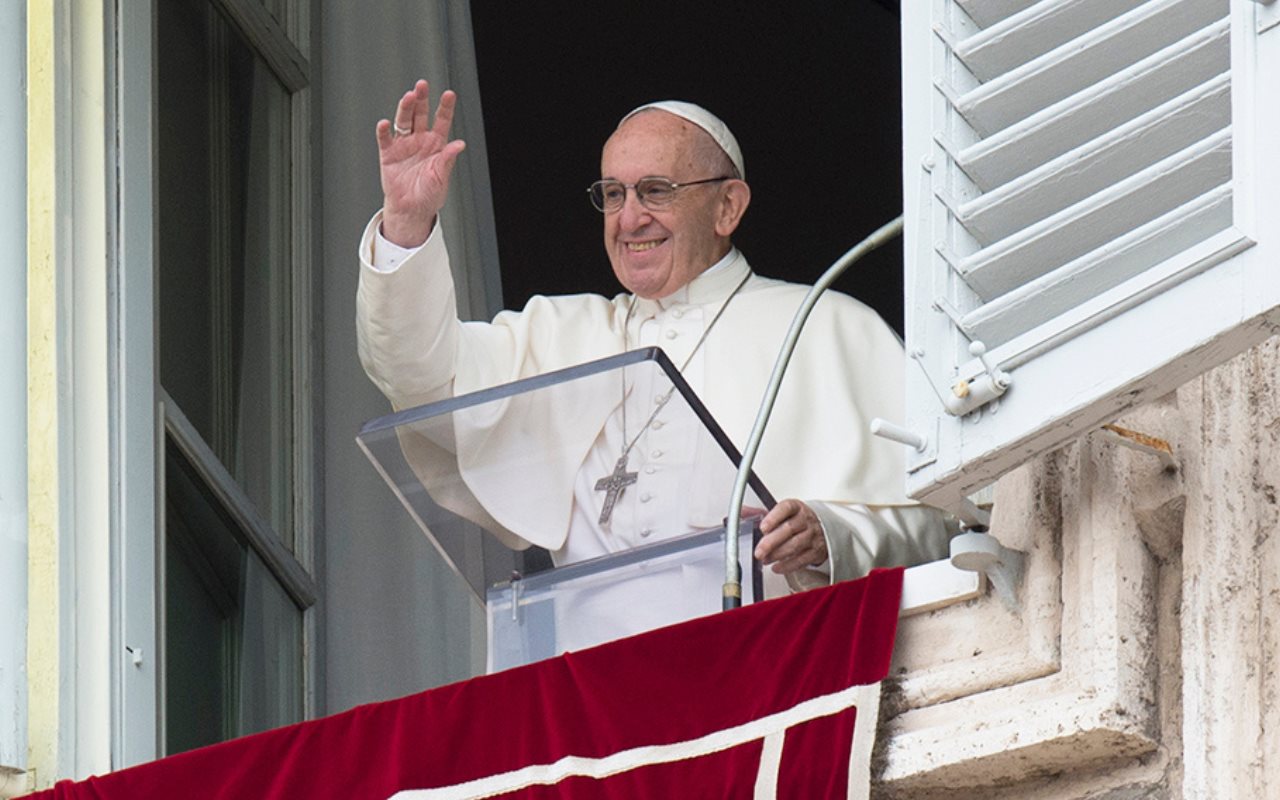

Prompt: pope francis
xmin=356 ymin=80 xmax=951 ymax=598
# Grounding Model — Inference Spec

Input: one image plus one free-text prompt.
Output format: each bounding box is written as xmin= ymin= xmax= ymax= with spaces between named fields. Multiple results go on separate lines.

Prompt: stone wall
xmin=871 ymin=336 xmax=1280 ymax=797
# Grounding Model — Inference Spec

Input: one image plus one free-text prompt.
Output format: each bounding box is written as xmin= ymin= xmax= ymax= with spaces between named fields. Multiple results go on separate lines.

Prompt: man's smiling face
xmin=600 ymin=111 xmax=735 ymax=299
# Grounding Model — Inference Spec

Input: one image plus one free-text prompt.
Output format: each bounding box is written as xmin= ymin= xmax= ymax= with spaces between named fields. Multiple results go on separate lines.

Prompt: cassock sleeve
xmin=356 ymin=211 xmax=462 ymax=410
xmin=785 ymin=502 xmax=958 ymax=592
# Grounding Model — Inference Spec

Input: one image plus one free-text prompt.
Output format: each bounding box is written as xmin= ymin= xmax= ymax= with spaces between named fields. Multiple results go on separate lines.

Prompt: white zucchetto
xmin=619 ymin=101 xmax=745 ymax=181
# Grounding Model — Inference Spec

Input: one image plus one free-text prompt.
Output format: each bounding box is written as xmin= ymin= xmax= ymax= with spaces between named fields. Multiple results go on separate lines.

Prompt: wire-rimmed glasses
xmin=587 ymin=176 xmax=733 ymax=213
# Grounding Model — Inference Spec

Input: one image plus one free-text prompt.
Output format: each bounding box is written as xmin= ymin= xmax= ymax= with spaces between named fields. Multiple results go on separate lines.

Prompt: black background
xmin=470 ymin=1 xmax=906 ymax=335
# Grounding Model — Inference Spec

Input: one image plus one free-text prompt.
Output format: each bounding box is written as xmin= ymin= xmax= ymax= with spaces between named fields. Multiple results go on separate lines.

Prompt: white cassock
xmin=357 ymin=212 xmax=951 ymax=620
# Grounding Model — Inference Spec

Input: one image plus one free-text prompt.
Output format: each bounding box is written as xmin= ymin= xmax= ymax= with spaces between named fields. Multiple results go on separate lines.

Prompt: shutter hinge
xmin=909 ymin=339 xmax=1012 ymax=418
xmin=945 ymin=341 xmax=1012 ymax=416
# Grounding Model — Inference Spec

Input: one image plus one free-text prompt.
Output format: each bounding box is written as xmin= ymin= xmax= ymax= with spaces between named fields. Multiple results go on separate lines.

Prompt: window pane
xmin=157 ymin=0 xmax=295 ymax=545
xmin=164 ymin=437 xmax=303 ymax=755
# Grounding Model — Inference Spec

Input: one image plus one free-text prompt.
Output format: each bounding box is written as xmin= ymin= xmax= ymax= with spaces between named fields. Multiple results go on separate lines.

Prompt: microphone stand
xmin=723 ymin=216 xmax=905 ymax=610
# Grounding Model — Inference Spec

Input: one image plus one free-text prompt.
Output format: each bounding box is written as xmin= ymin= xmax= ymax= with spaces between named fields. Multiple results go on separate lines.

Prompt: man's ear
xmin=714 ymin=179 xmax=751 ymax=237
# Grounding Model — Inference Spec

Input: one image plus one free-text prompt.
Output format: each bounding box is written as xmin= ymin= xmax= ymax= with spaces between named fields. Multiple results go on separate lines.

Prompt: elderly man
xmin=358 ymin=81 xmax=949 ymax=597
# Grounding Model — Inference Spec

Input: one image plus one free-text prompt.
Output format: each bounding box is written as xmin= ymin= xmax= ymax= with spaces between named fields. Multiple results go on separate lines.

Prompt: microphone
xmin=722 ymin=216 xmax=905 ymax=609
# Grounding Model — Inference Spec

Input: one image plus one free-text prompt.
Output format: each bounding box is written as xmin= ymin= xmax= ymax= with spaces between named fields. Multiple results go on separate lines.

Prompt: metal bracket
xmin=950 ymin=529 xmax=1024 ymax=613
xmin=870 ymin=416 xmax=939 ymax=473
xmin=0 ymin=768 xmax=33 ymax=800
xmin=1100 ymin=424 xmax=1177 ymax=472
xmin=509 ymin=571 xmax=523 ymax=622
xmin=870 ymin=418 xmax=928 ymax=453
xmin=944 ymin=341 xmax=1011 ymax=417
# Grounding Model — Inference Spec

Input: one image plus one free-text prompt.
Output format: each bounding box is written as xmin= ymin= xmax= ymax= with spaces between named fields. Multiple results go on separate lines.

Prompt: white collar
xmin=634 ymin=248 xmax=751 ymax=315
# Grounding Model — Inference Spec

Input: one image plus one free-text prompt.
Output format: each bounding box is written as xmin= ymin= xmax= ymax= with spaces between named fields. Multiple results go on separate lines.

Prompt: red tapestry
xmin=26 ymin=567 xmax=902 ymax=800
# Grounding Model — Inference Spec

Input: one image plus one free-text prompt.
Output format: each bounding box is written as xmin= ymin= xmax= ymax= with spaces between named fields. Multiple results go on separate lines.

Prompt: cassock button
xmin=652 ymin=419 xmax=665 ymax=430
xmin=651 ymin=449 xmax=664 ymax=459
xmin=640 ymin=493 xmax=653 ymax=503
xmin=665 ymin=329 xmax=678 ymax=340
xmin=672 ymin=308 xmax=685 ymax=319
xmin=640 ymin=528 xmax=653 ymax=538
xmin=644 ymin=465 xmax=657 ymax=474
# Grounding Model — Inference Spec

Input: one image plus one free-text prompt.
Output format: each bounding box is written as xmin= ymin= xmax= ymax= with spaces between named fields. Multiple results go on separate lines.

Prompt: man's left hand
xmin=754 ymin=499 xmax=828 ymax=575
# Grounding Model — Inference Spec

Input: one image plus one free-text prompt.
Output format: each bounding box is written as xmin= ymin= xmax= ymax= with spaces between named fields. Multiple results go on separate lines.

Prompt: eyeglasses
xmin=587 ymin=176 xmax=733 ymax=213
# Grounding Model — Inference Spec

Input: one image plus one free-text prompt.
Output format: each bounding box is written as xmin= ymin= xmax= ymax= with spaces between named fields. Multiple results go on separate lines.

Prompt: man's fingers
xmin=758 ymin=503 xmax=791 ymax=535
xmin=753 ymin=532 xmax=775 ymax=562
xmin=765 ymin=529 xmax=826 ymax=574
xmin=760 ymin=498 xmax=806 ymax=532
xmin=433 ymin=90 xmax=458 ymax=143
xmin=375 ymin=119 xmax=394 ymax=149
xmin=411 ymin=79 xmax=431 ymax=134
xmin=393 ymin=85 xmax=418 ymax=135
xmin=385 ymin=83 xmax=459 ymax=153
xmin=753 ymin=498 xmax=826 ymax=571
xmin=768 ymin=527 xmax=813 ymax=564
xmin=754 ymin=523 xmax=802 ymax=563
xmin=755 ymin=500 xmax=800 ymax=560
xmin=772 ymin=550 xmax=823 ymax=574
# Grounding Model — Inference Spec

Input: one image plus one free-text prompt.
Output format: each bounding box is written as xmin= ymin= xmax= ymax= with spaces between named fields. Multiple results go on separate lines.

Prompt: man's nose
xmin=617 ymin=189 xmax=652 ymax=229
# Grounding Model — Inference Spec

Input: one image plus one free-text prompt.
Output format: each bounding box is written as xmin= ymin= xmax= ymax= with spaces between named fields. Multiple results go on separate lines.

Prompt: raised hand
xmin=376 ymin=80 xmax=467 ymax=248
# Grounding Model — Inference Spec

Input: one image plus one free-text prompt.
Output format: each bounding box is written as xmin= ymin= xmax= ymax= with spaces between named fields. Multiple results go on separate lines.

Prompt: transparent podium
xmin=357 ymin=348 xmax=773 ymax=672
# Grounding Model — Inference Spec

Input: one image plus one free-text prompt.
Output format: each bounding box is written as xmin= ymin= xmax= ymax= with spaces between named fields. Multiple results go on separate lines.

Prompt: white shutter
xmin=899 ymin=0 xmax=1280 ymax=510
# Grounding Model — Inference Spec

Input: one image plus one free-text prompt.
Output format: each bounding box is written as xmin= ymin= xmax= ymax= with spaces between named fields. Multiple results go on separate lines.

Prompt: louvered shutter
xmin=899 ymin=0 xmax=1280 ymax=510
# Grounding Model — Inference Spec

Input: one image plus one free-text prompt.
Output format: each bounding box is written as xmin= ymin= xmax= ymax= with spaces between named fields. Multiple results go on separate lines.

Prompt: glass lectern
xmin=357 ymin=348 xmax=773 ymax=672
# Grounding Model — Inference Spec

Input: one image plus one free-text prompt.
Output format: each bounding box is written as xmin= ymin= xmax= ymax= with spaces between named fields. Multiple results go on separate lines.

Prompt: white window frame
xmin=115 ymin=0 xmax=161 ymax=770
xmin=111 ymin=0 xmax=321 ymax=768
xmin=150 ymin=0 xmax=321 ymax=755
xmin=899 ymin=0 xmax=1280 ymax=512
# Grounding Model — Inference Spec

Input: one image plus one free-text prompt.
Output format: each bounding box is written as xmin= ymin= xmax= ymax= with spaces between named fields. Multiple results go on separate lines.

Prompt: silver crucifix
xmin=594 ymin=455 xmax=638 ymax=526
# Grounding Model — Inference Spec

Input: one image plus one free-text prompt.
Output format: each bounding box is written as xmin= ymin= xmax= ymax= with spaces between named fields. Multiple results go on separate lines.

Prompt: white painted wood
xmin=962 ymin=186 xmax=1234 ymax=346
xmin=955 ymin=0 xmax=1039 ymax=30
xmin=114 ymin=0 xmax=161 ymax=769
xmin=955 ymin=74 xmax=1230 ymax=245
xmin=976 ymin=226 xmax=1251 ymax=377
xmin=909 ymin=250 xmax=1275 ymax=512
xmin=953 ymin=0 xmax=1146 ymax=82
xmin=66 ymin=3 xmax=115 ymax=777
xmin=952 ymin=0 xmax=1226 ymax=136
xmin=957 ymin=129 xmax=1231 ymax=300
xmin=902 ymin=0 xmax=1280 ymax=516
xmin=1261 ymin=0 xmax=1280 ymax=34
xmin=888 ymin=1 xmax=1280 ymax=792
xmin=955 ymin=19 xmax=1228 ymax=190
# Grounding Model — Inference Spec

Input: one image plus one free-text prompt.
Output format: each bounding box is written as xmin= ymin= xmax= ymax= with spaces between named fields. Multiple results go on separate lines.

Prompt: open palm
xmin=376 ymin=80 xmax=466 ymax=248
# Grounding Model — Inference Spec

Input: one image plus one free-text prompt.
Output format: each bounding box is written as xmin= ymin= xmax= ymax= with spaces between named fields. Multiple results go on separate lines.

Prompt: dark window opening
xmin=471 ymin=2 xmax=905 ymax=336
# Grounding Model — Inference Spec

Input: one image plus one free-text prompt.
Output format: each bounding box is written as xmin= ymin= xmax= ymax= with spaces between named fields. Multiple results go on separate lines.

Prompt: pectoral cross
xmin=595 ymin=455 xmax=638 ymax=526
